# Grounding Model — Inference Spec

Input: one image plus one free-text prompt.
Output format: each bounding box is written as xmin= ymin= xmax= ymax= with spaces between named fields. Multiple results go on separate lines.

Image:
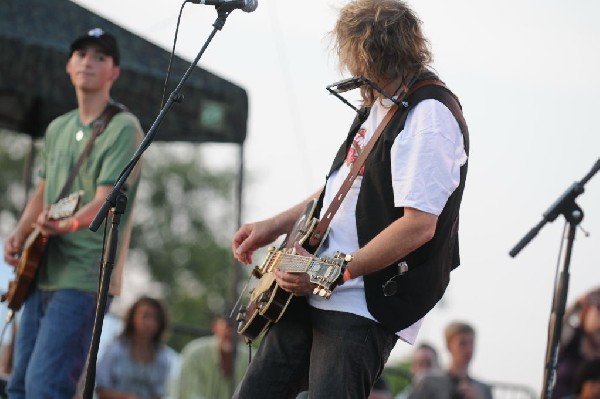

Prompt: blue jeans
xmin=7 ymin=288 xmax=98 ymax=399
xmin=233 ymin=298 xmax=398 ymax=399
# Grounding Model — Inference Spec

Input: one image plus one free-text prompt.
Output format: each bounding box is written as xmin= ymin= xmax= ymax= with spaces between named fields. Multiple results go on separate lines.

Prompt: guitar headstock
xmin=48 ymin=191 xmax=84 ymax=220
xmin=306 ymin=254 xmax=346 ymax=299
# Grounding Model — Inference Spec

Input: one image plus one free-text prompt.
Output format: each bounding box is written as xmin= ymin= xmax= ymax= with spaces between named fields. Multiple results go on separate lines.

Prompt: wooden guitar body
xmin=2 ymin=229 xmax=47 ymax=312
xmin=1 ymin=191 xmax=83 ymax=312
xmin=237 ymin=199 xmax=349 ymax=341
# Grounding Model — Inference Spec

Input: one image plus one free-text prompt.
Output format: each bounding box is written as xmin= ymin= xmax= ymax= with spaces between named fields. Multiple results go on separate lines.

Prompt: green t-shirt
xmin=38 ymin=107 xmax=143 ymax=292
xmin=175 ymin=336 xmax=249 ymax=399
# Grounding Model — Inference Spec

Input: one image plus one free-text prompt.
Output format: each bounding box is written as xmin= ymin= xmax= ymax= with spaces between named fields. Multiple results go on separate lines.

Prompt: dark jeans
xmin=233 ymin=298 xmax=398 ymax=399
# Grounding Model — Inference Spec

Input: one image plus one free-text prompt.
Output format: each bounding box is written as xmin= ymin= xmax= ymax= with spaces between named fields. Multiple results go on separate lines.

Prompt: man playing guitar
xmin=231 ymin=1 xmax=469 ymax=397
xmin=3 ymin=28 xmax=143 ymax=398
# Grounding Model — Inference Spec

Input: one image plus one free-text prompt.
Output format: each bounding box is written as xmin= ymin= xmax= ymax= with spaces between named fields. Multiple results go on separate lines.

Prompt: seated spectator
xmin=573 ymin=358 xmax=600 ymax=399
xmin=553 ymin=287 xmax=600 ymax=399
xmin=96 ymin=296 xmax=172 ymax=399
xmin=561 ymin=358 xmax=600 ymax=399
xmin=174 ymin=314 xmax=249 ymax=399
xmin=396 ymin=343 xmax=440 ymax=399
xmin=409 ymin=321 xmax=492 ymax=399
xmin=370 ymin=376 xmax=394 ymax=399
xmin=0 ymin=239 xmax=21 ymax=397
xmin=296 ymin=375 xmax=393 ymax=399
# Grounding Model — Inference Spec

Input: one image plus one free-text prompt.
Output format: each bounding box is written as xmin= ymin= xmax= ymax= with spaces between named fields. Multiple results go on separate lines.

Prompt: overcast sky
xmin=73 ymin=0 xmax=600 ymax=393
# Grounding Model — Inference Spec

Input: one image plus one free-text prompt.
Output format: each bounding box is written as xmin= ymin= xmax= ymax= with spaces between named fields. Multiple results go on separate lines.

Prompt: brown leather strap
xmin=403 ymin=79 xmax=446 ymax=99
xmin=56 ymin=103 xmax=125 ymax=201
xmin=308 ymin=79 xmax=445 ymax=247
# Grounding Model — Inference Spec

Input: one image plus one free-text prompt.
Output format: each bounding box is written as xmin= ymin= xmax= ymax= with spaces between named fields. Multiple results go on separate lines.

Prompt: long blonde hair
xmin=332 ymin=0 xmax=432 ymax=105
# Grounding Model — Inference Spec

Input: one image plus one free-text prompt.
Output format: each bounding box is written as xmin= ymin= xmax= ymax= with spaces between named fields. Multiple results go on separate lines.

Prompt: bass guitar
xmin=237 ymin=199 xmax=351 ymax=341
xmin=1 ymin=191 xmax=84 ymax=312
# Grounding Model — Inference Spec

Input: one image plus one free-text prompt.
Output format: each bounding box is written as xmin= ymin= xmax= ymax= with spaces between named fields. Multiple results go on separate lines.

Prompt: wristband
xmin=70 ymin=217 xmax=80 ymax=232
xmin=342 ymin=267 xmax=353 ymax=282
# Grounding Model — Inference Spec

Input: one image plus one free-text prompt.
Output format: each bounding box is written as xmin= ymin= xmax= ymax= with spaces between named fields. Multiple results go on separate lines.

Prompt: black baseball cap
xmin=70 ymin=28 xmax=120 ymax=66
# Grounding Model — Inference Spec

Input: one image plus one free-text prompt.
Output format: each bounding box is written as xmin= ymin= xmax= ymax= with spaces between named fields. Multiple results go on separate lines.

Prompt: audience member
xmin=370 ymin=376 xmax=394 ymax=399
xmin=396 ymin=343 xmax=440 ymax=399
xmin=0 ymin=308 xmax=16 ymax=398
xmin=553 ymin=287 xmax=600 ymax=399
xmin=409 ymin=321 xmax=492 ymax=399
xmin=0 ymin=249 xmax=18 ymax=380
xmin=174 ymin=314 xmax=248 ymax=399
xmin=296 ymin=375 xmax=394 ymax=399
xmin=96 ymin=296 xmax=173 ymax=399
xmin=573 ymin=358 xmax=600 ymax=399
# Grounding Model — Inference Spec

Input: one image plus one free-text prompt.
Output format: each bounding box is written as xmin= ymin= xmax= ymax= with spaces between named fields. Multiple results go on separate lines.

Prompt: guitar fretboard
xmin=268 ymin=252 xmax=316 ymax=273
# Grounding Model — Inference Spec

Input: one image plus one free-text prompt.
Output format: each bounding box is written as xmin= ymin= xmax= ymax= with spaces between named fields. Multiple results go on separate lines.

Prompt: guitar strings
xmin=230 ymin=269 xmax=255 ymax=319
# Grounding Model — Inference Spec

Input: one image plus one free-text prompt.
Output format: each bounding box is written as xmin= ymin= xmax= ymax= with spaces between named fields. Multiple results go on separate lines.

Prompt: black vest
xmin=317 ymin=80 xmax=469 ymax=332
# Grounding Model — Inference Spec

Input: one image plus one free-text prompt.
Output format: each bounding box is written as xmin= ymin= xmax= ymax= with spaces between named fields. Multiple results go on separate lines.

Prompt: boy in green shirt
xmin=3 ymin=28 xmax=143 ymax=398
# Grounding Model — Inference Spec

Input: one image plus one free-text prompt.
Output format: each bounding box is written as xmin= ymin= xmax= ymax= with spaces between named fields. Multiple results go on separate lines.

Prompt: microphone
xmin=189 ymin=0 xmax=258 ymax=13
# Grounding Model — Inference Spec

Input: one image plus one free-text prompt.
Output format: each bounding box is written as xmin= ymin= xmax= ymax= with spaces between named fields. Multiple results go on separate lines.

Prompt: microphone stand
xmin=509 ymin=158 xmax=599 ymax=399
xmin=83 ymin=8 xmax=234 ymax=399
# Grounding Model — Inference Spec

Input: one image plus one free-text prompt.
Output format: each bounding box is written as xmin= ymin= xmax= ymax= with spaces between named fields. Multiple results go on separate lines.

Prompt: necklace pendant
xmin=75 ymin=129 xmax=84 ymax=141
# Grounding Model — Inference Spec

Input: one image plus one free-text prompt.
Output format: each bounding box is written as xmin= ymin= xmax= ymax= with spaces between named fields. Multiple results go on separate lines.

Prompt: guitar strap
xmin=55 ymin=102 xmax=127 ymax=202
xmin=308 ymin=79 xmax=445 ymax=248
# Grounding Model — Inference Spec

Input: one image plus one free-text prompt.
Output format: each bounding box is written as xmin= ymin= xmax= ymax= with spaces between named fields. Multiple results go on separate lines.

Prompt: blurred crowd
xmin=0 ymin=285 xmax=597 ymax=398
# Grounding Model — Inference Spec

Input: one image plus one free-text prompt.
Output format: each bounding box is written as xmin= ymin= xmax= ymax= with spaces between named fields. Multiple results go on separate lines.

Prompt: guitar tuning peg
xmin=319 ymin=288 xmax=327 ymax=297
xmin=313 ymin=287 xmax=320 ymax=295
xmin=251 ymin=267 xmax=263 ymax=279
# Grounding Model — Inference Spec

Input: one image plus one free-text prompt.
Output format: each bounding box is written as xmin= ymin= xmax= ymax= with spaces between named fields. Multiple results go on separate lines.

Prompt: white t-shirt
xmin=308 ymin=98 xmax=467 ymax=344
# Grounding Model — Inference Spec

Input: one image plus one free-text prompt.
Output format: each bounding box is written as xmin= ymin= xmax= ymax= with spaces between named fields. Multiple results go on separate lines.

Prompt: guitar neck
xmin=23 ymin=226 xmax=42 ymax=248
xmin=269 ymin=252 xmax=316 ymax=273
